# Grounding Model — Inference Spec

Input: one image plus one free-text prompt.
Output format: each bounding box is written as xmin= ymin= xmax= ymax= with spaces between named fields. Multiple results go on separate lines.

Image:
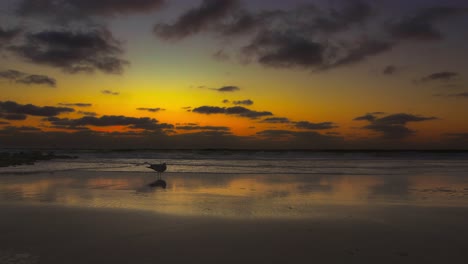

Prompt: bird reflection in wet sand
xmin=145 ymin=162 xmax=167 ymax=189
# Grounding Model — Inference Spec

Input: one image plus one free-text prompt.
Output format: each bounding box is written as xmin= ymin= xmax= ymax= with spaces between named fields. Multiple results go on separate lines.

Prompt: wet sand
xmin=1 ymin=203 xmax=468 ymax=264
xmin=1 ymin=171 xmax=468 ymax=263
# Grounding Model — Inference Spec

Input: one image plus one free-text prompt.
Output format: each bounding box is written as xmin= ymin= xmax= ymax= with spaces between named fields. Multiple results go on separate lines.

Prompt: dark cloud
xmin=311 ymin=0 xmax=373 ymax=33
xmin=154 ymin=0 xmax=239 ymax=39
xmin=176 ymin=125 xmax=230 ymax=131
xmin=354 ymin=113 xmax=377 ymax=122
xmin=420 ymin=71 xmax=459 ymax=83
xmin=0 ymin=70 xmax=24 ymax=80
xmin=59 ymin=103 xmax=92 ymax=107
xmin=153 ymin=1 xmax=392 ymax=70
xmin=327 ymin=40 xmax=395 ymax=69
xmin=102 ymin=90 xmax=120 ymax=95
xmin=243 ymin=30 xmax=325 ymax=69
xmin=387 ymin=7 xmax=468 ymax=41
xmin=243 ymin=30 xmax=394 ymax=70
xmin=137 ymin=107 xmax=165 ymax=113
xmin=15 ymin=74 xmax=56 ymax=87
xmin=222 ymin=99 xmax=230 ymax=104
xmin=261 ymin=117 xmax=291 ymax=124
xmin=294 ymin=121 xmax=337 ymax=130
xmin=77 ymin=111 xmax=98 ymax=116
xmin=46 ymin=115 xmax=173 ymax=131
xmin=0 ymin=69 xmax=56 ymax=87
xmin=0 ymin=101 xmax=74 ymax=117
xmin=0 ymin=113 xmax=28 ymax=121
xmin=256 ymin=129 xmax=295 ymax=137
xmin=218 ymin=1 xmax=373 ymax=36
xmin=0 ymin=121 xmax=9 ymax=125
xmin=0 ymin=126 xmax=42 ymax=134
xmin=0 ymin=27 xmax=21 ymax=45
xmin=17 ymin=0 xmax=165 ymax=21
xmin=256 ymin=129 xmax=344 ymax=148
xmin=232 ymin=99 xmax=253 ymax=106
xmin=383 ymin=65 xmax=397 ymax=75
xmin=192 ymin=106 xmax=225 ymax=114
xmin=354 ymin=113 xmax=437 ymax=139
xmin=10 ymin=29 xmax=128 ymax=74
xmin=192 ymin=105 xmax=272 ymax=119
xmin=152 ymin=2 xmax=467 ymax=72
xmin=216 ymin=86 xmax=240 ymax=92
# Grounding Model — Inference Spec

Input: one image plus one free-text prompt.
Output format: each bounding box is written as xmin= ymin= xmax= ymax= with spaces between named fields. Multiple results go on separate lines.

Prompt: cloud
xmin=0 ymin=113 xmax=27 ymax=121
xmin=10 ymin=28 xmax=128 ymax=74
xmin=294 ymin=121 xmax=337 ymax=130
xmin=354 ymin=113 xmax=377 ymax=122
xmin=153 ymin=1 xmax=394 ymax=70
xmin=261 ymin=117 xmax=291 ymax=124
xmin=176 ymin=125 xmax=230 ymax=131
xmin=232 ymin=99 xmax=253 ymax=106
xmin=77 ymin=111 xmax=98 ymax=116
xmin=0 ymin=126 xmax=42 ymax=134
xmin=137 ymin=107 xmax=165 ymax=113
xmin=46 ymin=115 xmax=173 ymax=131
xmin=192 ymin=105 xmax=272 ymax=119
xmin=154 ymin=0 xmax=239 ymax=39
xmin=419 ymin=71 xmax=459 ymax=83
xmin=17 ymin=0 xmax=165 ymax=21
xmin=218 ymin=1 xmax=373 ymax=36
xmin=152 ymin=2 xmax=468 ymax=73
xmin=243 ymin=30 xmax=325 ymax=69
xmin=326 ymin=39 xmax=395 ymax=69
xmin=16 ymin=74 xmax=56 ymax=87
xmin=311 ymin=0 xmax=373 ymax=33
xmin=215 ymin=86 xmax=240 ymax=92
xmin=387 ymin=7 xmax=468 ymax=41
xmin=0 ymin=101 xmax=74 ymax=117
xmin=59 ymin=103 xmax=92 ymax=107
xmin=256 ymin=129 xmax=344 ymax=148
xmin=354 ymin=113 xmax=437 ymax=139
xmin=0 ymin=69 xmax=56 ymax=87
xmin=383 ymin=65 xmax=397 ymax=75
xmin=0 ymin=70 xmax=25 ymax=80
xmin=102 ymin=90 xmax=120 ymax=95
xmin=0 ymin=27 xmax=21 ymax=45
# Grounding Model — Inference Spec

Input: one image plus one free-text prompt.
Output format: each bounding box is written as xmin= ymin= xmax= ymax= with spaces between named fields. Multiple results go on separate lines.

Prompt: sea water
xmin=1 ymin=150 xmax=468 ymax=175
xmin=1 ymin=150 xmax=468 ymax=218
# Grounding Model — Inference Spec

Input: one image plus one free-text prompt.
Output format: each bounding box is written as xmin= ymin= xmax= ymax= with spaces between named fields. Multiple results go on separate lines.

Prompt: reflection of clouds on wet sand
xmin=1 ymin=172 xmax=468 ymax=218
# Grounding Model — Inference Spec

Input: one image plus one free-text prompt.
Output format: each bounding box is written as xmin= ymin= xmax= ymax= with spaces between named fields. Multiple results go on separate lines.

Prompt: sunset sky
xmin=1 ymin=0 xmax=467 ymax=149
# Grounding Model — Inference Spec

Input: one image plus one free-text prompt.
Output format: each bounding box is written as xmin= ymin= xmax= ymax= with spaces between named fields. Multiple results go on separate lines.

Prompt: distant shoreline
xmin=0 ymin=151 xmax=77 ymax=167
xmin=1 ymin=148 xmax=468 ymax=153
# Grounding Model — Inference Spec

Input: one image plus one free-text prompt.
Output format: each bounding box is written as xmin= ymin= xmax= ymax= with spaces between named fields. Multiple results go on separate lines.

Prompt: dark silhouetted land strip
xmin=0 ymin=151 xmax=77 ymax=167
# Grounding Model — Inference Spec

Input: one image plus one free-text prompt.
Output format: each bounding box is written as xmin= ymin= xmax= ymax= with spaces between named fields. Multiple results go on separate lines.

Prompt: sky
xmin=0 ymin=0 xmax=468 ymax=149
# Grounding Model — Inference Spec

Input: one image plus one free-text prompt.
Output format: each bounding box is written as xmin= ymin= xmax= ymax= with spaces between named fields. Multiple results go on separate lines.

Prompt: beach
xmin=1 ymin=151 xmax=468 ymax=263
xmin=2 ymin=198 xmax=468 ymax=263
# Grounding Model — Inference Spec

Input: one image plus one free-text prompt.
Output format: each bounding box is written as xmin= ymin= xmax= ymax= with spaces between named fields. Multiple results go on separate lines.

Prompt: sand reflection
xmin=1 ymin=172 xmax=468 ymax=218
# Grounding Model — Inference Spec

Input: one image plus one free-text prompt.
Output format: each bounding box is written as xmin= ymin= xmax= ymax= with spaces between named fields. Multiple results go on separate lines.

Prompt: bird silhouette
xmin=146 ymin=162 xmax=167 ymax=179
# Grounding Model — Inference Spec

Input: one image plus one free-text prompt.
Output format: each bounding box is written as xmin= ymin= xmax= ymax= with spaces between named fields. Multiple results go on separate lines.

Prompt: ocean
xmin=1 ymin=150 xmax=468 ymax=218
xmin=2 ymin=149 xmax=468 ymax=175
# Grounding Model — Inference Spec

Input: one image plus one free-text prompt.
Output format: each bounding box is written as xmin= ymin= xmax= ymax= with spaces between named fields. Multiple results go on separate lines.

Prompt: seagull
xmin=146 ymin=162 xmax=167 ymax=179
